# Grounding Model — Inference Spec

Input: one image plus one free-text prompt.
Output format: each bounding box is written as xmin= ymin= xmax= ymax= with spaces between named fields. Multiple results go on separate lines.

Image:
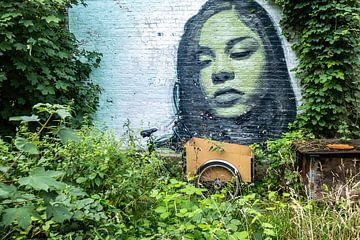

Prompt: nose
xmin=211 ymin=72 xmax=235 ymax=84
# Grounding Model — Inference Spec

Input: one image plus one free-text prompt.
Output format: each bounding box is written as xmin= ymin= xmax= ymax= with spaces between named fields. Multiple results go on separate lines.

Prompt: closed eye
xmin=198 ymin=59 xmax=212 ymax=67
xmin=196 ymin=46 xmax=214 ymax=68
xmin=197 ymin=54 xmax=213 ymax=67
xmin=225 ymin=37 xmax=260 ymax=61
xmin=230 ymin=50 xmax=253 ymax=60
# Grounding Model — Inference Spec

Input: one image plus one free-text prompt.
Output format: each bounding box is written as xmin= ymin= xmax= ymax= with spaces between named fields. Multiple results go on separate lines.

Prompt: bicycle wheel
xmin=196 ymin=160 xmax=241 ymax=198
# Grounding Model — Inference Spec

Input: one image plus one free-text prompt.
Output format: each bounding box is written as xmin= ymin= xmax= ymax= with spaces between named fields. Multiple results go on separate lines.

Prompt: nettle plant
xmin=0 ymin=0 xmax=101 ymax=136
xmin=0 ymin=104 xmax=105 ymax=238
xmin=277 ymin=0 xmax=360 ymax=138
xmin=147 ymin=179 xmax=279 ymax=240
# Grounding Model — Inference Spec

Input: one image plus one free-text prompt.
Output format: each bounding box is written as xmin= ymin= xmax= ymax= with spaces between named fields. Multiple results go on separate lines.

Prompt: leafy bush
xmin=0 ymin=103 xmax=167 ymax=238
xmin=0 ymin=104 xmax=107 ymax=239
xmin=55 ymin=126 xmax=165 ymax=226
xmin=1 ymin=104 xmax=359 ymax=239
xmin=141 ymin=179 xmax=279 ymax=240
xmin=252 ymin=130 xmax=311 ymax=193
xmin=0 ymin=0 xmax=101 ymax=136
xmin=278 ymin=0 xmax=360 ymax=138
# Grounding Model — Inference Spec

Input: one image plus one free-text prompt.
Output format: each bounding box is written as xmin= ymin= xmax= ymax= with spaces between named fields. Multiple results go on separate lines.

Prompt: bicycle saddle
xmin=140 ymin=128 xmax=158 ymax=138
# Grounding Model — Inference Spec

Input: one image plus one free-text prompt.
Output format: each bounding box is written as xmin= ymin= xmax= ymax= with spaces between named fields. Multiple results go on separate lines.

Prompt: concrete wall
xmin=69 ymin=0 xmax=300 ymax=145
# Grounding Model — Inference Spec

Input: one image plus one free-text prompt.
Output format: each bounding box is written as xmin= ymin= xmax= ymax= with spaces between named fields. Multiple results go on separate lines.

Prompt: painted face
xmin=198 ymin=9 xmax=265 ymax=118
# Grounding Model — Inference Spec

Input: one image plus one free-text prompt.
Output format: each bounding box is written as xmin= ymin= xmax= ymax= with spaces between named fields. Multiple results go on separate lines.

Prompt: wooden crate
xmin=185 ymin=137 xmax=254 ymax=183
xmin=294 ymin=139 xmax=360 ymax=200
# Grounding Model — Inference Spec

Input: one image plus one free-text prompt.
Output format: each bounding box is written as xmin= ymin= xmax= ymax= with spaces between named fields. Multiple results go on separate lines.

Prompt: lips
xmin=213 ymin=88 xmax=244 ymax=107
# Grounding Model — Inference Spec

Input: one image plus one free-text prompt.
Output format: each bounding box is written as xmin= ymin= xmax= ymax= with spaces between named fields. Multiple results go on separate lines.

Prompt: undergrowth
xmin=0 ymin=104 xmax=359 ymax=239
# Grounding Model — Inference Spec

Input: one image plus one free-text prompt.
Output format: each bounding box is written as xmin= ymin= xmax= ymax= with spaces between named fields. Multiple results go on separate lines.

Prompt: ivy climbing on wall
xmin=276 ymin=0 xmax=360 ymax=138
xmin=0 ymin=0 xmax=101 ymax=136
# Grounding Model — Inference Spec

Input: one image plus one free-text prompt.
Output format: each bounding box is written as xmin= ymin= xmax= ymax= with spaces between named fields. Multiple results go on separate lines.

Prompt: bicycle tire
xmin=196 ymin=160 xmax=241 ymax=198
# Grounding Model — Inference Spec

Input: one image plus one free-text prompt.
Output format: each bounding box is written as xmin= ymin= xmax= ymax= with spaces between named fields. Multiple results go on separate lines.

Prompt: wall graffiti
xmin=69 ymin=0 xmax=299 ymax=146
xmin=174 ymin=0 xmax=297 ymax=145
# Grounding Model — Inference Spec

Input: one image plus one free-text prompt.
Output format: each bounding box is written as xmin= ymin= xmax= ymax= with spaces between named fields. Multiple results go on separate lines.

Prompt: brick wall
xmin=69 ymin=0 xmax=301 ymax=145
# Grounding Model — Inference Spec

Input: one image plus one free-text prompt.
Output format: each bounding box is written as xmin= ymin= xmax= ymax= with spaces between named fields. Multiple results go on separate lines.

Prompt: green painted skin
xmin=199 ymin=9 xmax=265 ymax=118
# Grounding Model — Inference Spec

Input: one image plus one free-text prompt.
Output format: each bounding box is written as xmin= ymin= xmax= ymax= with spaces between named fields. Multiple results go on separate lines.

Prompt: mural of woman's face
xmin=198 ymin=9 xmax=265 ymax=118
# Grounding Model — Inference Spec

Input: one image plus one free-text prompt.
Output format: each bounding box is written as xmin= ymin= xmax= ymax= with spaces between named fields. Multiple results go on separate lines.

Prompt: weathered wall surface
xmin=69 ymin=0 xmax=300 ymax=145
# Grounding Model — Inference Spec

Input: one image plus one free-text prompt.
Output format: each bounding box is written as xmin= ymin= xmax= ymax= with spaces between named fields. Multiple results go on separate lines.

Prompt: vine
xmin=277 ymin=0 xmax=360 ymax=138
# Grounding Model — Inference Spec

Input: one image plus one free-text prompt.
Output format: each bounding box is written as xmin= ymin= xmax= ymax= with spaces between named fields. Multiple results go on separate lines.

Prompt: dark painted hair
xmin=174 ymin=0 xmax=296 ymax=145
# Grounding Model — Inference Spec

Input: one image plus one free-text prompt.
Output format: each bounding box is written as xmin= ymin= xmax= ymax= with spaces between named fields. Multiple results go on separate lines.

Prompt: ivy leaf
xmin=14 ymin=61 xmax=27 ymax=71
xmin=57 ymin=51 xmax=69 ymax=59
xmin=37 ymin=84 xmax=55 ymax=95
xmin=19 ymin=19 xmax=34 ymax=27
xmin=334 ymin=71 xmax=345 ymax=80
xmin=41 ymin=15 xmax=61 ymax=24
xmin=14 ymin=137 xmax=39 ymax=154
xmin=0 ymin=72 xmax=7 ymax=82
xmin=56 ymin=127 xmax=79 ymax=143
xmin=18 ymin=167 xmax=66 ymax=191
xmin=14 ymin=43 xmax=26 ymax=51
xmin=1 ymin=12 xmax=22 ymax=20
xmin=2 ymin=206 xmax=38 ymax=229
xmin=4 ymin=31 xmax=15 ymax=40
xmin=55 ymin=80 xmax=70 ymax=90
xmin=26 ymin=72 xmax=39 ymax=85
xmin=0 ymin=1 xmax=101 ymax=136
xmin=46 ymin=204 xmax=72 ymax=223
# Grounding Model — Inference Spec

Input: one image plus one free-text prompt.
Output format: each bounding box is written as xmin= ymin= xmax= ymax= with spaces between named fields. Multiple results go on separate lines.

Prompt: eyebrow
xmin=224 ymin=37 xmax=257 ymax=53
xmin=196 ymin=46 xmax=215 ymax=57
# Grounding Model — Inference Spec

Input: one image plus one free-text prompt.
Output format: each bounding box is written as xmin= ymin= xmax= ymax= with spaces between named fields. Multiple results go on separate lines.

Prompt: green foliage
xmin=278 ymin=0 xmax=360 ymax=138
xmin=54 ymin=126 xmax=165 ymax=225
xmin=1 ymin=104 xmax=359 ymax=239
xmin=142 ymin=179 xmax=279 ymax=240
xmin=0 ymin=0 xmax=101 ymax=136
xmin=0 ymin=103 xmax=169 ymax=238
xmin=18 ymin=167 xmax=66 ymax=191
xmin=0 ymin=104 xmax=106 ymax=239
xmin=253 ymin=131 xmax=311 ymax=193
